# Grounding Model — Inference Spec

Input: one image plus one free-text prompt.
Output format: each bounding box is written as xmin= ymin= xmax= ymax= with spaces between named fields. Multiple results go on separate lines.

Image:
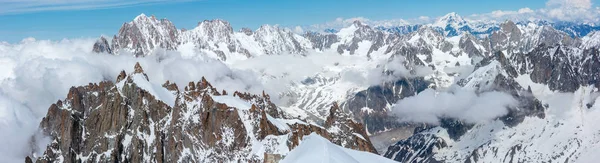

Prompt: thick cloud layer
xmin=0 ymin=38 xmax=406 ymax=161
xmin=392 ymin=88 xmax=518 ymax=124
xmin=0 ymin=38 xmax=267 ymax=162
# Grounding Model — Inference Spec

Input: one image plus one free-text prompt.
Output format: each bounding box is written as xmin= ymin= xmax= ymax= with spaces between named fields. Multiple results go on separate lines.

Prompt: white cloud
xmin=293 ymin=26 xmax=304 ymax=34
xmin=470 ymin=0 xmax=599 ymax=22
xmin=0 ymin=0 xmax=194 ymax=14
xmin=392 ymin=88 xmax=518 ymax=124
xmin=0 ymin=38 xmax=268 ymax=162
xmin=518 ymin=7 xmax=535 ymax=14
xmin=367 ymin=56 xmax=433 ymax=86
xmin=0 ymin=37 xmax=401 ymax=161
xmin=546 ymin=0 xmax=592 ymax=9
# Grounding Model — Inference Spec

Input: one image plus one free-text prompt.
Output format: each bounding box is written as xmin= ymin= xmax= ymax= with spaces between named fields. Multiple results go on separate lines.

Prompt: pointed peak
xmin=201 ymin=76 xmax=208 ymax=84
xmin=439 ymin=12 xmax=462 ymax=20
xmin=258 ymin=24 xmax=276 ymax=30
xmin=132 ymin=13 xmax=162 ymax=24
xmin=116 ymin=70 xmax=127 ymax=83
xmin=198 ymin=19 xmax=231 ymax=27
xmin=131 ymin=62 xmax=150 ymax=81
xmin=134 ymin=13 xmax=148 ymax=21
xmin=195 ymin=19 xmax=234 ymax=34
xmin=444 ymin=12 xmax=459 ymax=17
xmin=501 ymin=20 xmax=517 ymax=27
xmin=134 ymin=62 xmax=144 ymax=74
xmin=503 ymin=20 xmax=515 ymax=24
xmin=436 ymin=12 xmax=466 ymax=26
xmin=240 ymin=28 xmax=254 ymax=35
xmin=353 ymin=20 xmax=365 ymax=26
xmin=98 ymin=35 xmax=108 ymax=40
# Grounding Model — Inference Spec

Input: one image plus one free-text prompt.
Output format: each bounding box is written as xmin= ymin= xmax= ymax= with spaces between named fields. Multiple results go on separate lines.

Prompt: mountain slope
xmin=84 ymin=13 xmax=600 ymax=163
xmin=28 ymin=63 xmax=376 ymax=162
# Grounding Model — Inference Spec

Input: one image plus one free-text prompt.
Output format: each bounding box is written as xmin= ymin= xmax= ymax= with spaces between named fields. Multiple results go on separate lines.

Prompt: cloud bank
xmin=0 ymin=38 xmax=399 ymax=161
xmin=0 ymin=38 xmax=268 ymax=162
xmin=305 ymin=0 xmax=599 ymax=32
xmin=472 ymin=0 xmax=599 ymax=23
xmin=392 ymin=88 xmax=518 ymax=124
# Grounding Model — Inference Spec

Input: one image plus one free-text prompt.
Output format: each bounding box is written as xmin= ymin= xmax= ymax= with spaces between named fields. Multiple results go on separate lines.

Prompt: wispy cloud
xmin=471 ymin=0 xmax=599 ymax=23
xmin=0 ymin=0 xmax=194 ymax=15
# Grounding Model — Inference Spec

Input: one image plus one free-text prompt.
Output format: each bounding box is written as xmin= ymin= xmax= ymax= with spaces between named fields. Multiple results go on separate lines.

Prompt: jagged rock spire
xmin=134 ymin=62 xmax=144 ymax=74
xmin=132 ymin=62 xmax=149 ymax=81
xmin=92 ymin=36 xmax=112 ymax=54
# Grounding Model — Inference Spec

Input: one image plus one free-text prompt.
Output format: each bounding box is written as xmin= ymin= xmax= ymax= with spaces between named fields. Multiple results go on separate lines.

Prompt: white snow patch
xmin=266 ymin=114 xmax=291 ymax=132
xmin=281 ymin=133 xmax=396 ymax=163
xmin=131 ymin=74 xmax=177 ymax=107
xmin=211 ymin=95 xmax=252 ymax=110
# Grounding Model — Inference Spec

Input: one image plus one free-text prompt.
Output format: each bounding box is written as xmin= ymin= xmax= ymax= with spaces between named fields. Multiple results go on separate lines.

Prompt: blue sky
xmin=0 ymin=0 xmax=588 ymax=42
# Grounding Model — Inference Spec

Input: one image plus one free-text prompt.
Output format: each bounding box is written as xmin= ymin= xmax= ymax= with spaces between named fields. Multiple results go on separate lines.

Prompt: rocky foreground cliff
xmin=27 ymin=63 xmax=376 ymax=162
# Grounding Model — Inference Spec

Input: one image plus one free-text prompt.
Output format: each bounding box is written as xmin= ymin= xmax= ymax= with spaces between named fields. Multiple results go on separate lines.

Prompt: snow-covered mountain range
xmin=32 ymin=12 xmax=600 ymax=162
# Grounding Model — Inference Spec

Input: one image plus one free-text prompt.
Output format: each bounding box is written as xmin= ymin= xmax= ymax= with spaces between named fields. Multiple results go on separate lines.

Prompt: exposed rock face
xmin=384 ymin=51 xmax=548 ymax=163
xmin=86 ymin=14 xmax=600 ymax=163
xmin=342 ymin=78 xmax=430 ymax=134
xmin=383 ymin=133 xmax=447 ymax=163
xmin=254 ymin=25 xmax=311 ymax=55
xmin=112 ymin=14 xmax=180 ymax=57
xmin=179 ymin=19 xmax=252 ymax=60
xmin=336 ymin=21 xmax=390 ymax=55
xmin=31 ymin=63 xmax=377 ymax=162
xmin=510 ymin=45 xmax=600 ymax=92
xmin=92 ymin=37 xmax=112 ymax=54
xmin=324 ymin=102 xmax=377 ymax=153
xmin=490 ymin=21 xmax=580 ymax=55
xmin=303 ymin=32 xmax=339 ymax=51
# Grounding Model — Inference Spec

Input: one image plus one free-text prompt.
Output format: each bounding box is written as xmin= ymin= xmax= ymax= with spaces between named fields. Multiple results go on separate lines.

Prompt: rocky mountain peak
xmin=28 ymin=62 xmax=380 ymax=162
xmin=324 ymin=102 xmax=349 ymax=127
xmin=239 ymin=27 xmax=254 ymax=36
xmin=116 ymin=70 xmax=127 ymax=83
xmin=133 ymin=13 xmax=151 ymax=21
xmin=257 ymin=24 xmax=278 ymax=32
xmin=352 ymin=20 xmax=367 ymax=27
xmin=582 ymin=31 xmax=600 ymax=49
xmin=255 ymin=24 xmax=310 ymax=55
xmin=112 ymin=14 xmax=180 ymax=57
xmin=92 ymin=36 xmax=112 ymax=54
xmin=194 ymin=19 xmax=235 ymax=39
xmin=435 ymin=12 xmax=467 ymax=27
xmin=133 ymin=62 xmax=144 ymax=74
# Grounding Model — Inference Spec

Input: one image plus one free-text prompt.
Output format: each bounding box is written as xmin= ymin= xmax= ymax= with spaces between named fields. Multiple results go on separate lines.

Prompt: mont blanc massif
xmin=2 ymin=10 xmax=600 ymax=163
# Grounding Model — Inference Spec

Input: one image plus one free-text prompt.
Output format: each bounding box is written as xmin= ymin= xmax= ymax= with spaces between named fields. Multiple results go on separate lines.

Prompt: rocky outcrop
xmin=30 ymin=63 xmax=377 ymax=162
xmin=112 ymin=14 xmax=180 ymax=57
xmin=254 ymin=24 xmax=311 ymax=55
xmin=324 ymin=102 xmax=377 ymax=153
xmin=511 ymin=44 xmax=600 ymax=92
xmin=336 ymin=21 xmax=389 ymax=55
xmin=490 ymin=21 xmax=580 ymax=55
xmin=303 ymin=32 xmax=339 ymax=51
xmin=342 ymin=78 xmax=430 ymax=134
xmin=384 ymin=133 xmax=447 ymax=163
xmin=92 ymin=36 xmax=112 ymax=54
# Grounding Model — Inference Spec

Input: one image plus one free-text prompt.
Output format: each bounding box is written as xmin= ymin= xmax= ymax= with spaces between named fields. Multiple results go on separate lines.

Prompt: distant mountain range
xmin=32 ymin=12 xmax=600 ymax=162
